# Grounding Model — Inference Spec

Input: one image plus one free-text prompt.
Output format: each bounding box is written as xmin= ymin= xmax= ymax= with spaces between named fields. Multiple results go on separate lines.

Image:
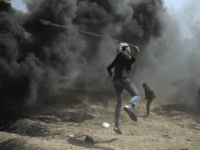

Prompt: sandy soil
xmin=0 ymin=86 xmax=200 ymax=150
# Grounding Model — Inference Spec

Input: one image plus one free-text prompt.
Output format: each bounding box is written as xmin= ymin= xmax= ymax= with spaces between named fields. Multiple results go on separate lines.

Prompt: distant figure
xmin=197 ymin=86 xmax=200 ymax=95
xmin=107 ymin=42 xmax=140 ymax=134
xmin=143 ymin=83 xmax=156 ymax=116
xmin=196 ymin=86 xmax=200 ymax=113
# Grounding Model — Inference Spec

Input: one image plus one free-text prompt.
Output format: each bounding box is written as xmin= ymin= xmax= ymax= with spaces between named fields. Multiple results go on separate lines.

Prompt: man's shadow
xmin=67 ymin=135 xmax=118 ymax=150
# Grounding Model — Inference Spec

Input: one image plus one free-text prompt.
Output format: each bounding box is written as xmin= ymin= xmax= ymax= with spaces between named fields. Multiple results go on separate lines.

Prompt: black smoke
xmin=70 ymin=0 xmax=166 ymax=87
xmin=0 ymin=0 xmax=166 ymax=109
xmin=131 ymin=0 xmax=200 ymax=113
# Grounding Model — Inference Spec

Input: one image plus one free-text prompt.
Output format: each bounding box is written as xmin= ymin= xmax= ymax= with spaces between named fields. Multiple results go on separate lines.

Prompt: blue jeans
xmin=113 ymin=78 xmax=141 ymax=126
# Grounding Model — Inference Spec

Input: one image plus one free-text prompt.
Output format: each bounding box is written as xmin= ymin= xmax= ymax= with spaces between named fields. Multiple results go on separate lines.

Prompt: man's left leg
xmin=113 ymin=79 xmax=124 ymax=134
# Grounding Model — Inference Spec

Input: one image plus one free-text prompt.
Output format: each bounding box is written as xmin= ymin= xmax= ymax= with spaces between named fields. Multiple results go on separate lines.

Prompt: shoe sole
xmin=124 ymin=107 xmax=137 ymax=122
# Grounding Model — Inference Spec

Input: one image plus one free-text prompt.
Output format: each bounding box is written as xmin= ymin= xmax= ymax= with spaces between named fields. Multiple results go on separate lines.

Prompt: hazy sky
xmin=164 ymin=0 xmax=200 ymax=39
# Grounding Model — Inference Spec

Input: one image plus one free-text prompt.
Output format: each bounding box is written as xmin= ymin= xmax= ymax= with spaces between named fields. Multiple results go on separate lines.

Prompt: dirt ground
xmin=0 ymin=84 xmax=200 ymax=150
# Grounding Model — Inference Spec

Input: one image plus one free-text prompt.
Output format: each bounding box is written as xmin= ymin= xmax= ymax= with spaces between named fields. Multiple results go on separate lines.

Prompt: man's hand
xmin=132 ymin=46 xmax=139 ymax=59
xmin=39 ymin=19 xmax=51 ymax=25
xmin=110 ymin=74 xmax=114 ymax=81
xmin=133 ymin=46 xmax=139 ymax=52
xmin=112 ymin=74 xmax=114 ymax=78
xmin=110 ymin=74 xmax=114 ymax=87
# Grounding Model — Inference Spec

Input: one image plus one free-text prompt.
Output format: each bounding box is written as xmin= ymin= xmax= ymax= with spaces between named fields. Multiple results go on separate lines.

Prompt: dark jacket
xmin=197 ymin=86 xmax=200 ymax=95
xmin=144 ymin=85 xmax=155 ymax=100
xmin=107 ymin=51 xmax=136 ymax=81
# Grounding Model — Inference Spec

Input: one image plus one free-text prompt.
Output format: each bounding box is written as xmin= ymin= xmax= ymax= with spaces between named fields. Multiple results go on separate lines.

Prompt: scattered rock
xmin=162 ymin=134 xmax=168 ymax=136
xmin=85 ymin=135 xmax=94 ymax=144
xmin=187 ymin=138 xmax=195 ymax=141
xmin=162 ymin=134 xmax=172 ymax=138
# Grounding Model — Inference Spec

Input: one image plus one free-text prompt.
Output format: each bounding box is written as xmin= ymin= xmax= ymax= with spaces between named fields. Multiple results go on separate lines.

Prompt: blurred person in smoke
xmin=143 ymin=83 xmax=156 ymax=116
xmin=196 ymin=86 xmax=200 ymax=113
xmin=107 ymin=42 xmax=140 ymax=134
xmin=197 ymin=86 xmax=200 ymax=95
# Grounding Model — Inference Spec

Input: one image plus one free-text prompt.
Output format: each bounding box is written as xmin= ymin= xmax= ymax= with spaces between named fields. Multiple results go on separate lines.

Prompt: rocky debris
xmin=187 ymin=138 xmax=195 ymax=141
xmin=162 ymin=134 xmax=172 ymax=138
xmin=84 ymin=135 xmax=94 ymax=144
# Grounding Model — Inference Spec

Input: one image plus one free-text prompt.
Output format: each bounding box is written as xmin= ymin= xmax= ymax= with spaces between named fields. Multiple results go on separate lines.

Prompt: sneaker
xmin=113 ymin=127 xmax=122 ymax=134
xmin=124 ymin=105 xmax=137 ymax=122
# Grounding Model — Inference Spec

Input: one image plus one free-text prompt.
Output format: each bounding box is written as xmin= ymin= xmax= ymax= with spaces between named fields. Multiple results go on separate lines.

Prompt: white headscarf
xmin=118 ymin=42 xmax=129 ymax=53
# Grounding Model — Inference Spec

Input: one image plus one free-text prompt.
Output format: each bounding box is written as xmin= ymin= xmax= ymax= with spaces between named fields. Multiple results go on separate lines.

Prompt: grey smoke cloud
xmin=70 ymin=0 xmax=165 ymax=88
xmin=2 ymin=0 xmax=198 ymax=110
xmin=132 ymin=6 xmax=200 ymax=108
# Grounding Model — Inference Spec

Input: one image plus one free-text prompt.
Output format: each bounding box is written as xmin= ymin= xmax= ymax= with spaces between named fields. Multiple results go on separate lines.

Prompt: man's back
xmin=144 ymin=86 xmax=155 ymax=100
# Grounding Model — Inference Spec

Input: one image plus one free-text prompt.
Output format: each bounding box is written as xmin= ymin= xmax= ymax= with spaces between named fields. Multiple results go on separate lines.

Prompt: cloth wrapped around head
xmin=119 ymin=42 xmax=129 ymax=52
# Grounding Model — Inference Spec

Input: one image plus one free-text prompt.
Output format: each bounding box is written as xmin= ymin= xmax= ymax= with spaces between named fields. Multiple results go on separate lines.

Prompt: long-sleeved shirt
xmin=144 ymin=85 xmax=155 ymax=100
xmin=107 ymin=51 xmax=136 ymax=81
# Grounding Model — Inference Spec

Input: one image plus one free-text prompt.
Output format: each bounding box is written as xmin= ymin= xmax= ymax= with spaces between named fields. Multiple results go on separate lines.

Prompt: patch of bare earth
xmin=0 ymin=86 xmax=200 ymax=150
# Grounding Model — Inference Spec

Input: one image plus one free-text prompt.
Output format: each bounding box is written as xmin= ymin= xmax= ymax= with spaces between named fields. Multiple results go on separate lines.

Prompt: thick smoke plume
xmin=1 ymin=0 xmax=199 ymax=111
xmin=69 ymin=0 xmax=165 ymax=87
xmin=132 ymin=2 xmax=200 ymax=113
xmin=0 ymin=0 xmax=165 ymax=109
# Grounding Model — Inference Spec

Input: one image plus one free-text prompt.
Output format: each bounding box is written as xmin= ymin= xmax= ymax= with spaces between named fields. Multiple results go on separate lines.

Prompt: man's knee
xmin=132 ymin=95 xmax=141 ymax=101
xmin=137 ymin=96 xmax=141 ymax=102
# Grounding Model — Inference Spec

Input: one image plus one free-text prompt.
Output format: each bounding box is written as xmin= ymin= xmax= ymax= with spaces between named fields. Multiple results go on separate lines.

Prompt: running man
xmin=107 ymin=42 xmax=141 ymax=134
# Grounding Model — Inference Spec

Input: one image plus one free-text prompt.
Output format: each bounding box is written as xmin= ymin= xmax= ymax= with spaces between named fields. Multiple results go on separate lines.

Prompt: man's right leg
xmin=146 ymin=99 xmax=153 ymax=115
xmin=146 ymin=100 xmax=150 ymax=115
xmin=122 ymin=78 xmax=141 ymax=108
xmin=122 ymin=78 xmax=141 ymax=121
